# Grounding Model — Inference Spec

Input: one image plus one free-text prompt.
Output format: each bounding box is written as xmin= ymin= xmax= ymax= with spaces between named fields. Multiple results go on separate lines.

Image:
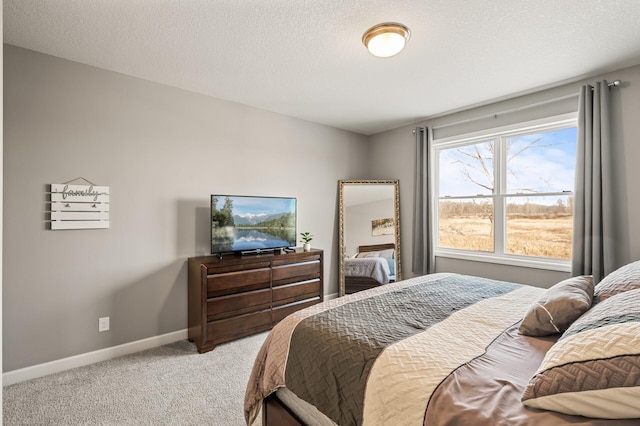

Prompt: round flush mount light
xmin=362 ymin=22 xmax=411 ymax=58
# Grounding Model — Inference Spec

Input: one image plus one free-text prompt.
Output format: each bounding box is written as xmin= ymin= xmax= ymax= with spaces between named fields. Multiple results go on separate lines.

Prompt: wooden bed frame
xmin=345 ymin=243 xmax=395 ymax=294
xmin=262 ymin=393 xmax=305 ymax=426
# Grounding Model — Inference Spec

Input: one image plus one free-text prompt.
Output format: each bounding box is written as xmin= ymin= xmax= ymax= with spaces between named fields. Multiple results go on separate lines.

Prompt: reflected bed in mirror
xmin=338 ymin=180 xmax=401 ymax=296
xmin=344 ymin=243 xmax=397 ymax=294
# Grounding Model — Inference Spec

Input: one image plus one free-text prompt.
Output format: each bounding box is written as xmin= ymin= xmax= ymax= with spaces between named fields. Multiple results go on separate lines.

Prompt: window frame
xmin=432 ymin=113 xmax=578 ymax=272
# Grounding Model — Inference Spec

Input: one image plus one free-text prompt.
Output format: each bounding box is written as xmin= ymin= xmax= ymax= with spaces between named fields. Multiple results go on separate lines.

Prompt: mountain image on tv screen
xmin=211 ymin=195 xmax=297 ymax=253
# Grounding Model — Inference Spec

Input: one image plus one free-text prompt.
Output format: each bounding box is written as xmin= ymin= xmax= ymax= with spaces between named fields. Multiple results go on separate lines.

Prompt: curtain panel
xmin=412 ymin=127 xmax=434 ymax=275
xmin=572 ymin=81 xmax=616 ymax=284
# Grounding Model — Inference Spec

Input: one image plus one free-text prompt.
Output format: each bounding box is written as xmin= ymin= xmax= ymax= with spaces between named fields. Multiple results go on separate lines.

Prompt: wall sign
xmin=49 ymin=180 xmax=110 ymax=230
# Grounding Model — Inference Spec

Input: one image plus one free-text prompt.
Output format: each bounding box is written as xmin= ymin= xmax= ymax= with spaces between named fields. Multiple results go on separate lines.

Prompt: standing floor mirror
xmin=338 ymin=180 xmax=401 ymax=296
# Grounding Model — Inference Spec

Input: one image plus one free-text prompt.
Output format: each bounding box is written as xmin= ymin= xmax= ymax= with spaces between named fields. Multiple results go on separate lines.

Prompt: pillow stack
xmin=521 ymin=261 xmax=640 ymax=419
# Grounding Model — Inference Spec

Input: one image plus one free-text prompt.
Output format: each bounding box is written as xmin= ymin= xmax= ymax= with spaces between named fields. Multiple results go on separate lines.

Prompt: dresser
xmin=188 ymin=248 xmax=323 ymax=353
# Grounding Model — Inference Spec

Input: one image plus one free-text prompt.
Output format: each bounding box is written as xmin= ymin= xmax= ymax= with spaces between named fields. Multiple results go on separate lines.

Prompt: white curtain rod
xmin=422 ymin=79 xmax=622 ymax=132
xmin=429 ymin=93 xmax=577 ymax=131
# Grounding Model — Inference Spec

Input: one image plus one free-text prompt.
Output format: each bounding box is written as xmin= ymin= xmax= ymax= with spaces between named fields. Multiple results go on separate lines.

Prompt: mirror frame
xmin=338 ymin=179 xmax=401 ymax=296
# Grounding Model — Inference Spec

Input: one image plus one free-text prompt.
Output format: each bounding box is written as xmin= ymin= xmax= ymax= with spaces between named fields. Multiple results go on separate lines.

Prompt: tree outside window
xmin=436 ymin=124 xmax=577 ymax=260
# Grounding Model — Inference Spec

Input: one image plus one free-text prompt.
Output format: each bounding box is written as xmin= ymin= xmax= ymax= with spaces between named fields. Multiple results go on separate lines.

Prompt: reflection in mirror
xmin=338 ymin=180 xmax=401 ymax=296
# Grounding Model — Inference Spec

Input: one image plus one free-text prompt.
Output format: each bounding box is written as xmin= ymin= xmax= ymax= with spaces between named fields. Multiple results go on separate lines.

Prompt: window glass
xmin=506 ymin=128 xmax=577 ymax=194
xmin=438 ymin=198 xmax=493 ymax=252
xmin=505 ymin=195 xmax=573 ymax=259
xmin=439 ymin=141 xmax=494 ymax=196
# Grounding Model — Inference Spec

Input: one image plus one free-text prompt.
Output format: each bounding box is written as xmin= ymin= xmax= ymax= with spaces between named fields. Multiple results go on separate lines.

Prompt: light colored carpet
xmin=3 ymin=332 xmax=268 ymax=425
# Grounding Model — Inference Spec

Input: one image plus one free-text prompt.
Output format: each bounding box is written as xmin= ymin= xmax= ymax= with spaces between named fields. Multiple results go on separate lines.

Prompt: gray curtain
xmin=572 ymin=81 xmax=615 ymax=284
xmin=412 ymin=127 xmax=434 ymax=275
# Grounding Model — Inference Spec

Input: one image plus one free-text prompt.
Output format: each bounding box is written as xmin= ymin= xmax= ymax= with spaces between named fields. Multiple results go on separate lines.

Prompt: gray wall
xmin=370 ymin=63 xmax=640 ymax=288
xmin=3 ymin=45 xmax=369 ymax=371
xmin=5 ymin=43 xmax=640 ymax=373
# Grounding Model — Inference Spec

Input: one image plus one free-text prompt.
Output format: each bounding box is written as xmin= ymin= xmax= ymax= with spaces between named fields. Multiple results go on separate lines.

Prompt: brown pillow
xmin=594 ymin=260 xmax=640 ymax=303
xmin=519 ymin=275 xmax=593 ymax=336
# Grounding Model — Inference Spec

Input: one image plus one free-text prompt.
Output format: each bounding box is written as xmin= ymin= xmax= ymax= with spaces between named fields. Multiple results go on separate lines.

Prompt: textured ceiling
xmin=4 ymin=0 xmax=640 ymax=135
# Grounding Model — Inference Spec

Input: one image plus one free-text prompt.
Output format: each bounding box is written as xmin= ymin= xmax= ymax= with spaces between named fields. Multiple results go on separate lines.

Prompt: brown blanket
xmin=425 ymin=324 xmax=639 ymax=425
xmin=245 ymin=273 xmax=540 ymax=425
xmin=285 ymin=274 xmax=521 ymax=424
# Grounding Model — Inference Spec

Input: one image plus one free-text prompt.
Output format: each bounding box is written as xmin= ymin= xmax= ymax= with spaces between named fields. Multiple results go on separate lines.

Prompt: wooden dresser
xmin=188 ymin=248 xmax=323 ymax=353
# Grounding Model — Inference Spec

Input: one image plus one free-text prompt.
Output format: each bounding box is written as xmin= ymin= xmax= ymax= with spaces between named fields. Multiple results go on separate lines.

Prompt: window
xmin=434 ymin=116 xmax=577 ymax=269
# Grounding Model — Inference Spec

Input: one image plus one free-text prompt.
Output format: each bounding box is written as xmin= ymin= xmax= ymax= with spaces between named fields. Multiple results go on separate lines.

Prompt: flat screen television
xmin=211 ymin=194 xmax=297 ymax=255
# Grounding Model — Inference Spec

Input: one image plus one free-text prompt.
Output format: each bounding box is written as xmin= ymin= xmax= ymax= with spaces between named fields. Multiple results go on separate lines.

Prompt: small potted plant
xmin=300 ymin=232 xmax=313 ymax=251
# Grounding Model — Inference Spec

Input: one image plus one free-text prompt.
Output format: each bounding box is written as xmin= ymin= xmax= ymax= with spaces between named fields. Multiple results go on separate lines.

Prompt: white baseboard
xmin=326 ymin=292 xmax=339 ymax=300
xmin=4 ymin=296 xmax=339 ymax=386
xmin=3 ymin=329 xmax=188 ymax=386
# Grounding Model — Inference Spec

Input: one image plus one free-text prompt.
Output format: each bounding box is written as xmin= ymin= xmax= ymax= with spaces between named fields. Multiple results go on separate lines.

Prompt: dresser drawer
xmin=272 ymin=298 xmax=320 ymax=323
xmin=207 ymin=268 xmax=271 ymax=297
xmin=272 ymin=279 xmax=321 ymax=307
xmin=272 ymin=260 xmax=320 ymax=284
xmin=206 ymin=309 xmax=272 ymax=342
xmin=207 ymin=288 xmax=271 ymax=321
xmin=206 ymin=261 xmax=271 ymax=275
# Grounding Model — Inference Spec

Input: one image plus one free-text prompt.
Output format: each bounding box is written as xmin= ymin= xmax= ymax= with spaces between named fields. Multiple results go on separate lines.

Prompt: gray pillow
xmin=594 ymin=260 xmax=640 ymax=303
xmin=519 ymin=275 xmax=594 ymax=336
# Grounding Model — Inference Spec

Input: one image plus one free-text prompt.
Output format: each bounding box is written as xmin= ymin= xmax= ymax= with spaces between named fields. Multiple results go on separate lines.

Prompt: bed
xmin=344 ymin=243 xmax=396 ymax=294
xmin=245 ymin=263 xmax=640 ymax=426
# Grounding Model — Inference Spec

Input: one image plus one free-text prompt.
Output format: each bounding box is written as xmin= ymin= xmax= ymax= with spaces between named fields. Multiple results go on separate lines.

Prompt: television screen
xmin=211 ymin=195 xmax=297 ymax=254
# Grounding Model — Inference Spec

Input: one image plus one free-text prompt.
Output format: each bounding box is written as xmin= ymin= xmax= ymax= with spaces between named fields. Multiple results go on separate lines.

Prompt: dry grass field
xmin=439 ymin=214 xmax=572 ymax=259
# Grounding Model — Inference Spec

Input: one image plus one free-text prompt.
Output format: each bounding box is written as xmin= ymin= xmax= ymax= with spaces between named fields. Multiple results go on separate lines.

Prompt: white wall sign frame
xmin=49 ymin=182 xmax=110 ymax=230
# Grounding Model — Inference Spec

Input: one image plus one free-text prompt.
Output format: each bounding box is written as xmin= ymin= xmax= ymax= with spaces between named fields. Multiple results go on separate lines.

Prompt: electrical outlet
xmin=98 ymin=316 xmax=110 ymax=332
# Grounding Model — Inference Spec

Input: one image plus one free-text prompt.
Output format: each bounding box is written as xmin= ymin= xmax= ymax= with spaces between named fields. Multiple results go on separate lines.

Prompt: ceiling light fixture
xmin=362 ymin=22 xmax=411 ymax=58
